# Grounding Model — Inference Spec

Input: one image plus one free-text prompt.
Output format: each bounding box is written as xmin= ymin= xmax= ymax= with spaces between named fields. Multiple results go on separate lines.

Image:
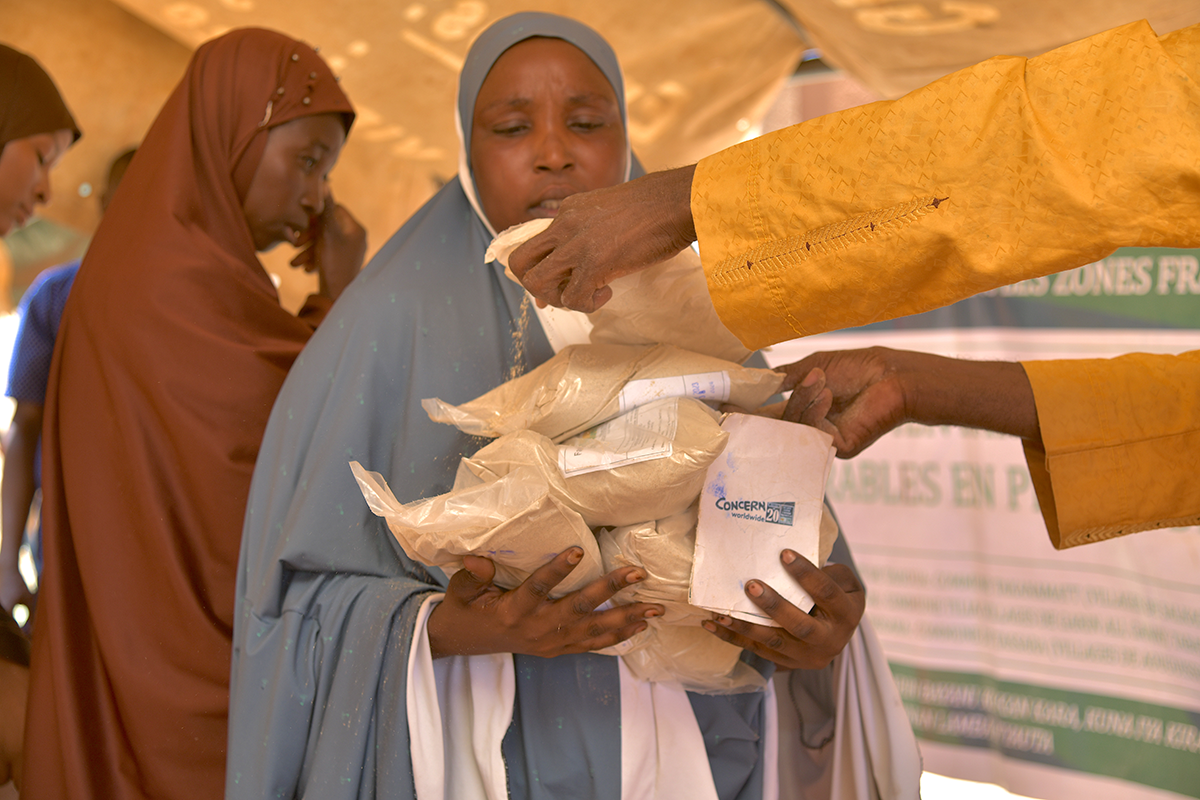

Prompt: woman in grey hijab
xmin=227 ymin=13 xmax=862 ymax=799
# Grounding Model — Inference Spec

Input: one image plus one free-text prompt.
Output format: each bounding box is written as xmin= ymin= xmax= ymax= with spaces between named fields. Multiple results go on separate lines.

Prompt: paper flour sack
xmin=690 ymin=413 xmax=837 ymax=626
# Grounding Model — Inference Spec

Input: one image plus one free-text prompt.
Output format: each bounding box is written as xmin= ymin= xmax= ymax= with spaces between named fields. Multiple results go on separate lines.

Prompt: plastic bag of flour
xmin=595 ymin=504 xmax=765 ymax=694
xmin=459 ymin=397 xmax=728 ymax=528
xmin=487 ymin=218 xmax=751 ymax=363
xmin=423 ymin=343 xmax=783 ymax=442
xmin=350 ymin=462 xmax=603 ymax=597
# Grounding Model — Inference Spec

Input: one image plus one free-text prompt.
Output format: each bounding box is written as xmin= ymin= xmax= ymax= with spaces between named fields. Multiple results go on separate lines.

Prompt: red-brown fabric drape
xmin=23 ymin=28 xmax=352 ymax=800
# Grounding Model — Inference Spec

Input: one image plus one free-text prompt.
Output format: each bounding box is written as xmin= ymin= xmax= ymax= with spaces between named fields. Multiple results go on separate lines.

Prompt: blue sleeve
xmin=6 ymin=262 xmax=80 ymax=404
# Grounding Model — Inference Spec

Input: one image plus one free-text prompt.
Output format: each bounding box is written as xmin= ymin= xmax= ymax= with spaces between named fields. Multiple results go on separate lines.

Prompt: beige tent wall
xmin=1 ymin=0 xmax=192 ymax=304
xmin=4 ymin=0 xmax=191 ymax=234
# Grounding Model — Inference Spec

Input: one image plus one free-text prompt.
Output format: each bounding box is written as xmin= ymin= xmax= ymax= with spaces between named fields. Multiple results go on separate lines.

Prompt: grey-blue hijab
xmin=226 ymin=13 xmax=770 ymax=800
xmin=455 ymin=12 xmax=639 ymax=237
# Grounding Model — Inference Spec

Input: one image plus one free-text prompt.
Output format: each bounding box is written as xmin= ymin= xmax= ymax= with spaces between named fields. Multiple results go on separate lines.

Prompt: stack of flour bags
xmin=351 ymin=221 xmax=837 ymax=693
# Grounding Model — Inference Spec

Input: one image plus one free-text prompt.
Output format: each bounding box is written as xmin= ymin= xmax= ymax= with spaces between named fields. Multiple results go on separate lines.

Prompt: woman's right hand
xmin=290 ymin=191 xmax=367 ymax=303
xmin=426 ymin=548 xmax=662 ymax=659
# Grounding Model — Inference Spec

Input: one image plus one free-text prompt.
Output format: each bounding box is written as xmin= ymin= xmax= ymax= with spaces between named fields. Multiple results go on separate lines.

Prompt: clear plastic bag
xmin=596 ymin=504 xmax=767 ymax=694
xmin=350 ymin=462 xmax=603 ymax=597
xmin=422 ymin=343 xmax=782 ymax=441
xmin=487 ymin=218 xmax=751 ymax=363
xmin=460 ymin=397 xmax=728 ymax=528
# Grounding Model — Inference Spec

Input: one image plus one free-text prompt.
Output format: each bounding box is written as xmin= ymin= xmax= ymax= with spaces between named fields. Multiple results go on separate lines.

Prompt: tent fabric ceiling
xmin=777 ymin=0 xmax=1200 ymax=99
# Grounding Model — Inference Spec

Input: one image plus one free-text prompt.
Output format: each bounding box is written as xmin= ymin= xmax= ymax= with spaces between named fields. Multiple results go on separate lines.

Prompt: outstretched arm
xmin=514 ymin=23 xmax=1200 ymax=347
xmin=777 ymin=347 xmax=1039 ymax=458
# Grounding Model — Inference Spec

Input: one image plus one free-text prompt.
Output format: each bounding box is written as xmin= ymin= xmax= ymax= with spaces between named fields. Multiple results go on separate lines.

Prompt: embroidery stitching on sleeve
xmin=712 ymin=195 xmax=950 ymax=287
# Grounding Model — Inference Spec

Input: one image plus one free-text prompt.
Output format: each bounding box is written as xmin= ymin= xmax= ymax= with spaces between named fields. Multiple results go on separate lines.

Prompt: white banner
xmin=764 ymin=322 xmax=1200 ymax=800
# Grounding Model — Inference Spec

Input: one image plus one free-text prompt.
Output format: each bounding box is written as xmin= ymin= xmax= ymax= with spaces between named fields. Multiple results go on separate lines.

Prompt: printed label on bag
xmin=559 ymin=398 xmax=680 ymax=477
xmin=712 ymin=498 xmax=796 ymax=526
xmin=617 ymin=371 xmax=731 ymax=413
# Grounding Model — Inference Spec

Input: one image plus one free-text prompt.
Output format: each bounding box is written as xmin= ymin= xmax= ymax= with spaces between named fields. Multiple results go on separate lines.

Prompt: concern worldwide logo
xmin=713 ymin=497 xmax=795 ymax=526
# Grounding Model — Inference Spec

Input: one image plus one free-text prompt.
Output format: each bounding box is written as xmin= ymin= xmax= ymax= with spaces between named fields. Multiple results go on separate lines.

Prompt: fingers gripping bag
xmin=422 ymin=342 xmax=783 ymax=442
xmin=595 ymin=500 xmax=843 ymax=694
xmin=349 ymin=461 xmax=603 ymax=598
xmin=487 ymin=218 xmax=752 ymax=363
xmin=459 ymin=396 xmax=729 ymax=528
xmin=691 ymin=413 xmax=838 ymax=625
xmin=596 ymin=504 xmax=763 ymax=694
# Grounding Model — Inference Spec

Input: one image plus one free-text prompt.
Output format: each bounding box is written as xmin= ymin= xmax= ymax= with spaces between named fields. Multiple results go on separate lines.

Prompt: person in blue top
xmin=0 ymin=147 xmax=134 ymax=622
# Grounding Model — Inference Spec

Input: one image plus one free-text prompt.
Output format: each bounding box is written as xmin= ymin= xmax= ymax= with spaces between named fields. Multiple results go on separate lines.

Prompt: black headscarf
xmin=0 ymin=43 xmax=80 ymax=151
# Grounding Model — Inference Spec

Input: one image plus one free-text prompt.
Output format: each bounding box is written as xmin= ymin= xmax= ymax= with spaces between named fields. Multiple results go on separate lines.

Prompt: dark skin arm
xmin=703 ymin=548 xmax=865 ymax=671
xmin=427 ymin=547 xmax=664 ymax=659
xmin=510 ymin=165 xmax=698 ymax=313
xmin=0 ymin=402 xmax=41 ymax=615
xmin=776 ymin=346 xmax=1041 ymax=458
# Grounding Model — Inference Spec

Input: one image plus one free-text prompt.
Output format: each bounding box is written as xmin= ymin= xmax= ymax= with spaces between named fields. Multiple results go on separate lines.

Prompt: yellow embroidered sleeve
xmin=692 ymin=21 xmax=1200 ymax=350
xmin=1020 ymin=351 xmax=1200 ymax=549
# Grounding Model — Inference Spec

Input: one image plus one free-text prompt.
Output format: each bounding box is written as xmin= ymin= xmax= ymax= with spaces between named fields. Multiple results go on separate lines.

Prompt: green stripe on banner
xmin=846 ymin=247 xmax=1200 ymax=332
xmin=890 ymin=662 xmax=1200 ymax=797
xmin=988 ymin=248 xmax=1200 ymax=329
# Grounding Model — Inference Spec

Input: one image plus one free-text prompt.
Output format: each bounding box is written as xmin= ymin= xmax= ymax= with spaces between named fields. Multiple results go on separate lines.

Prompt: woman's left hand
xmin=702 ymin=550 xmax=865 ymax=671
xmin=291 ymin=190 xmax=367 ymax=302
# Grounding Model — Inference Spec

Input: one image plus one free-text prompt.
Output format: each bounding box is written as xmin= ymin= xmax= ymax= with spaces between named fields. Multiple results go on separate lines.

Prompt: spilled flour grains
xmin=507 ymin=292 xmax=533 ymax=383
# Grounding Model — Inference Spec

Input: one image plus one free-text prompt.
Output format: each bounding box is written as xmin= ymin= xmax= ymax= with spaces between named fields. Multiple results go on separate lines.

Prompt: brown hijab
xmin=0 ymin=44 xmax=80 ymax=151
xmin=24 ymin=28 xmax=352 ymax=800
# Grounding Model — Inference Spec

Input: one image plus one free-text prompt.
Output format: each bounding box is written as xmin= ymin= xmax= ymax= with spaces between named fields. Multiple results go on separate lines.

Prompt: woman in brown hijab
xmin=0 ymin=44 xmax=79 ymax=236
xmin=22 ymin=28 xmax=360 ymax=799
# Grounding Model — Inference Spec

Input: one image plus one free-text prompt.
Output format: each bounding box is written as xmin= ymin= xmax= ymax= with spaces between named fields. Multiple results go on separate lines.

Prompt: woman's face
xmin=470 ymin=37 xmax=627 ymax=234
xmin=241 ymin=113 xmax=346 ymax=252
xmin=0 ymin=129 xmax=73 ymax=236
